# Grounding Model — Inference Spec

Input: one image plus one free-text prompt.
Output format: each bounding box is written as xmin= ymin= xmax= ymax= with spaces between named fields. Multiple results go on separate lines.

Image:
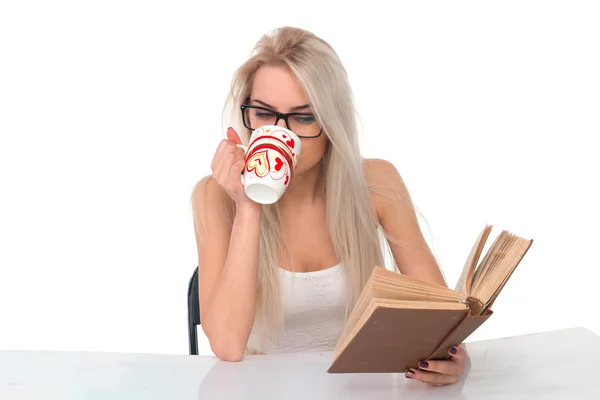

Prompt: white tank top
xmin=246 ymin=263 xmax=348 ymax=354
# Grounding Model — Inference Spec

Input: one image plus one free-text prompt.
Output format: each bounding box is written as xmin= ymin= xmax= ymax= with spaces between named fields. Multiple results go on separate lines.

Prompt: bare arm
xmin=365 ymin=158 xmax=447 ymax=287
xmin=193 ymin=176 xmax=262 ymax=361
xmin=365 ymin=159 xmax=470 ymax=386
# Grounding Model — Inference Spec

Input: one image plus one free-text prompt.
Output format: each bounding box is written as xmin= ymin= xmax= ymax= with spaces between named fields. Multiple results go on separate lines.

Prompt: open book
xmin=327 ymin=224 xmax=533 ymax=373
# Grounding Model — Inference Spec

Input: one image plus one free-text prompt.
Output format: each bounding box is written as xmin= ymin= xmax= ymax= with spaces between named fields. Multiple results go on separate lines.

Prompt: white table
xmin=1 ymin=327 xmax=599 ymax=399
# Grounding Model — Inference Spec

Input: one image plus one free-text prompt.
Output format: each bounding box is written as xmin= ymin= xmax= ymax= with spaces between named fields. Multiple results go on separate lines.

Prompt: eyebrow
xmin=252 ymin=99 xmax=312 ymax=112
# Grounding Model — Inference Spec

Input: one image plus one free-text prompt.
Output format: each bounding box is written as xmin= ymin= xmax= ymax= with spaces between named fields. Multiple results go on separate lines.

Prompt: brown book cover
xmin=426 ymin=307 xmax=493 ymax=361
xmin=327 ymin=224 xmax=533 ymax=374
xmin=327 ymin=307 xmax=470 ymax=373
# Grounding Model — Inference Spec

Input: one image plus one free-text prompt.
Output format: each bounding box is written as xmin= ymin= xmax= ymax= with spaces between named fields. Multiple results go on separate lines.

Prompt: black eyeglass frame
xmin=240 ymin=104 xmax=323 ymax=138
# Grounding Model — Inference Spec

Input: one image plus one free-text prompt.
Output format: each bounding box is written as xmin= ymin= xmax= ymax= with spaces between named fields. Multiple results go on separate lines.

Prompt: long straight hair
xmin=192 ymin=26 xmax=411 ymax=351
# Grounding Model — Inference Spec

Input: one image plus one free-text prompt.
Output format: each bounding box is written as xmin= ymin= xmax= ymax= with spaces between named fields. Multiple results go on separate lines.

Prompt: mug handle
xmin=236 ymin=144 xmax=248 ymax=185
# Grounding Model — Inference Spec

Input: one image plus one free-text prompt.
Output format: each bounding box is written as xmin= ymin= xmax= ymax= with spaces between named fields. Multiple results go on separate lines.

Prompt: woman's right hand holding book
xmin=405 ymin=345 xmax=468 ymax=386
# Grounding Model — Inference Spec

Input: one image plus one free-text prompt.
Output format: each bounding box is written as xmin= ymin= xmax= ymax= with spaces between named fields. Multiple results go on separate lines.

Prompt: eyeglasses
xmin=241 ymin=104 xmax=323 ymax=138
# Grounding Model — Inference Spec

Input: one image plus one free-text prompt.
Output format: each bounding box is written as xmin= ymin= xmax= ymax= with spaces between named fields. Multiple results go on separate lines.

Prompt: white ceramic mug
xmin=237 ymin=125 xmax=302 ymax=204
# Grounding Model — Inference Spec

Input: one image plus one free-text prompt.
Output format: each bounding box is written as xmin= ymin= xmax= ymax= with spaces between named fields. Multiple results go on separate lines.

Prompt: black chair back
xmin=187 ymin=266 xmax=200 ymax=355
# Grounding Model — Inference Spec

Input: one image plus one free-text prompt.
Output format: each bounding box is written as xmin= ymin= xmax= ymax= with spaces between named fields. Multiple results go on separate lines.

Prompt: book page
xmin=333 ymin=274 xmax=375 ymax=354
xmin=470 ymin=232 xmax=533 ymax=310
xmin=373 ymin=265 xmax=464 ymax=298
xmin=481 ymin=236 xmax=533 ymax=311
xmin=455 ymin=224 xmax=493 ymax=294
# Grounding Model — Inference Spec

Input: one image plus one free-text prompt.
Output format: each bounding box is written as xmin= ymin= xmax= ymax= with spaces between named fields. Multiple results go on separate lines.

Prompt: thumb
xmin=226 ymin=127 xmax=242 ymax=145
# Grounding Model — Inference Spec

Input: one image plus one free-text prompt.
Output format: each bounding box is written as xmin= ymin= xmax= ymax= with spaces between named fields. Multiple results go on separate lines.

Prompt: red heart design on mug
xmin=286 ymin=138 xmax=295 ymax=149
xmin=285 ymin=175 xmax=289 ymax=185
xmin=274 ymin=157 xmax=284 ymax=171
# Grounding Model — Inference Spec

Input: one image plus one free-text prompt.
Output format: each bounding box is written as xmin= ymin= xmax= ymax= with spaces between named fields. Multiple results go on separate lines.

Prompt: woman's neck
xmin=278 ymin=161 xmax=324 ymax=208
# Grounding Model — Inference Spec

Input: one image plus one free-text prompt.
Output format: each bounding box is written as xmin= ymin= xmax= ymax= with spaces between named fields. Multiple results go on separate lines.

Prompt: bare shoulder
xmin=363 ymin=158 xmax=405 ymax=183
xmin=362 ymin=159 xmax=445 ymax=283
xmin=363 ymin=158 xmax=411 ymax=217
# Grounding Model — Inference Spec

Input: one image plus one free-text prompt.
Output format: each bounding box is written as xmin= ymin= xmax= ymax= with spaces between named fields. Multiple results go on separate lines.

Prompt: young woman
xmin=191 ymin=26 xmax=466 ymax=386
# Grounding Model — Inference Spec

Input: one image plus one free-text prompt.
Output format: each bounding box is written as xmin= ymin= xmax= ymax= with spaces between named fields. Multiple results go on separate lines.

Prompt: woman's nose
xmin=274 ymin=117 xmax=288 ymax=129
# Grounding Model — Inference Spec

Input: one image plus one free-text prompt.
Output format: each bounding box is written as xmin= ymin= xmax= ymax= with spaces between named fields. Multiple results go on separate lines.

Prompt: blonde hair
xmin=192 ymin=26 xmax=412 ymax=351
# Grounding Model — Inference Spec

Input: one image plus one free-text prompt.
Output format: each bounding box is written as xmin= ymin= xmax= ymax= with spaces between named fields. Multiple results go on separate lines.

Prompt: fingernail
xmin=418 ymin=361 xmax=429 ymax=369
xmin=449 ymin=346 xmax=458 ymax=355
xmin=405 ymin=368 xmax=416 ymax=378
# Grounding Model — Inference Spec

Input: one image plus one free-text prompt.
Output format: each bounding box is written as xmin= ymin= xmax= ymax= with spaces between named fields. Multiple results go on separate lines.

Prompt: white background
xmin=1 ymin=1 xmax=598 ymax=356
